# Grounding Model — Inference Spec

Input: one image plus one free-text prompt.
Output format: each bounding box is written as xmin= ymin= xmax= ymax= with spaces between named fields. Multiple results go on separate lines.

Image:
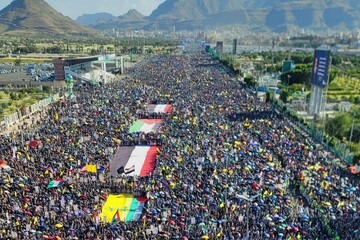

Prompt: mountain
xmin=118 ymin=9 xmax=145 ymax=22
xmin=0 ymin=0 xmax=98 ymax=36
xmin=89 ymin=0 xmax=360 ymax=33
xmin=75 ymin=12 xmax=115 ymax=26
xmin=149 ymin=0 xmax=244 ymax=20
xmin=148 ymin=0 xmax=359 ymax=32
xmin=2 ymin=0 xmax=357 ymax=34
xmin=88 ymin=9 xmax=146 ymax=30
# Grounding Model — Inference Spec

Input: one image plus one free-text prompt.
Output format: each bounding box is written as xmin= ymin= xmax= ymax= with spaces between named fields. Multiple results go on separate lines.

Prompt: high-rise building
xmin=233 ymin=39 xmax=237 ymax=55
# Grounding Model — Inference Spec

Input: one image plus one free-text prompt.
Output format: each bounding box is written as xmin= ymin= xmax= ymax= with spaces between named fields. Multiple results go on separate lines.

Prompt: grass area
xmin=0 ymin=90 xmax=49 ymax=120
xmin=0 ymin=57 xmax=52 ymax=63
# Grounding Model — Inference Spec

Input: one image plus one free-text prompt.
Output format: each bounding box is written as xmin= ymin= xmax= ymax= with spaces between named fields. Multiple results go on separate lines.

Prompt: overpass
xmin=53 ymin=54 xmax=129 ymax=83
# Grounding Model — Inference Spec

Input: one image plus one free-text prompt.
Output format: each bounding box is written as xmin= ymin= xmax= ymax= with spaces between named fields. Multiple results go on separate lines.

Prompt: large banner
xmin=311 ymin=49 xmax=331 ymax=88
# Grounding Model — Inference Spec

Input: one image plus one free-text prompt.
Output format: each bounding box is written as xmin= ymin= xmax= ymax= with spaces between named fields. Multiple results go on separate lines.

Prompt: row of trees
xmin=0 ymin=36 xmax=179 ymax=55
xmin=325 ymin=111 xmax=360 ymax=144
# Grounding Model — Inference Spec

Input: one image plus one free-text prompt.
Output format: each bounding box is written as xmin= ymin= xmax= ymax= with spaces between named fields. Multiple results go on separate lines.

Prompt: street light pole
xmin=65 ymin=74 xmax=74 ymax=113
xmin=287 ymin=75 xmax=291 ymax=92
xmin=349 ymin=112 xmax=355 ymax=146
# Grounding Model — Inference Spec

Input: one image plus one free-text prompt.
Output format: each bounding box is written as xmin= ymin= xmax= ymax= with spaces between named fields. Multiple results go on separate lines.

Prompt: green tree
xmin=14 ymin=58 xmax=22 ymax=66
xmin=266 ymin=91 xmax=274 ymax=103
xmin=244 ymin=76 xmax=256 ymax=87
xmin=9 ymin=92 xmax=17 ymax=100
xmin=1 ymin=102 xmax=8 ymax=109
xmin=280 ymin=89 xmax=289 ymax=103
xmin=354 ymin=96 xmax=360 ymax=104
xmin=43 ymin=86 xmax=51 ymax=93
xmin=147 ymin=47 xmax=154 ymax=54
xmin=325 ymin=113 xmax=352 ymax=139
xmin=347 ymin=123 xmax=360 ymax=142
xmin=349 ymin=95 xmax=355 ymax=103
xmin=46 ymin=46 xmax=63 ymax=54
xmin=281 ymin=63 xmax=312 ymax=87
xmin=18 ymin=93 xmax=25 ymax=99
xmin=288 ymin=83 xmax=304 ymax=95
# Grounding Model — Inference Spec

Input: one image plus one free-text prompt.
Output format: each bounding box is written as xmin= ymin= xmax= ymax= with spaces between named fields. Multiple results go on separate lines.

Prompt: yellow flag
xmin=54 ymin=112 xmax=59 ymax=121
xmin=86 ymin=164 xmax=97 ymax=173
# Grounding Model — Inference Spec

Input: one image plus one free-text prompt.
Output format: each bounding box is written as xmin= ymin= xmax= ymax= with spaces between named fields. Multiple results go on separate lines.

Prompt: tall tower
xmin=233 ymin=39 xmax=237 ymax=55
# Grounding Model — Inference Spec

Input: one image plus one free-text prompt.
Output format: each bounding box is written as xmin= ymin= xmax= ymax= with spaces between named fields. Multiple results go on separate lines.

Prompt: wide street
xmin=0 ymin=50 xmax=358 ymax=239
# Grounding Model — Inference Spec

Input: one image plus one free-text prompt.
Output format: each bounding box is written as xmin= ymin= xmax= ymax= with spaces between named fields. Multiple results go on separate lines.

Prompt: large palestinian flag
xmin=129 ymin=119 xmax=164 ymax=133
xmin=100 ymin=194 xmax=147 ymax=222
xmin=110 ymin=146 xmax=159 ymax=177
xmin=146 ymin=104 xmax=172 ymax=114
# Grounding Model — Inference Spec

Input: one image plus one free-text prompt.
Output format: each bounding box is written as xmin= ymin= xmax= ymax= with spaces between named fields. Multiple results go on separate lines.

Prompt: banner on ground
xmin=146 ymin=104 xmax=172 ymax=114
xmin=110 ymin=146 xmax=159 ymax=177
xmin=129 ymin=119 xmax=164 ymax=133
xmin=100 ymin=194 xmax=147 ymax=223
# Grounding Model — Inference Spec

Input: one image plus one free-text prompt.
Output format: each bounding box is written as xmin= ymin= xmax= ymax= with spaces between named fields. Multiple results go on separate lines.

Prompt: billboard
xmin=311 ymin=49 xmax=330 ymax=88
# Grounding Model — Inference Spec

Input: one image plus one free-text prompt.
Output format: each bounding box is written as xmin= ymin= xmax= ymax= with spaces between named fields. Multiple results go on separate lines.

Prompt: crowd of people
xmin=0 ymin=51 xmax=359 ymax=239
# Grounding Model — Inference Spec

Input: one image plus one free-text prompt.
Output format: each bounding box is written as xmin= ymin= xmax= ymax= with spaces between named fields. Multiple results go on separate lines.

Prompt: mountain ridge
xmin=0 ymin=0 xmax=98 ymax=36
xmin=145 ymin=0 xmax=360 ymax=32
xmin=1 ymin=0 xmax=359 ymax=35
xmin=85 ymin=0 xmax=360 ymax=32
xmin=75 ymin=12 xmax=115 ymax=26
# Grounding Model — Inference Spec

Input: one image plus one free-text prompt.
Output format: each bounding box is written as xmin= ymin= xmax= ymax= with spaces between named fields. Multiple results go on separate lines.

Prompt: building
xmin=233 ymin=39 xmax=237 ymax=55
xmin=216 ymin=41 xmax=224 ymax=55
xmin=53 ymin=55 xmax=127 ymax=84
xmin=282 ymin=60 xmax=295 ymax=73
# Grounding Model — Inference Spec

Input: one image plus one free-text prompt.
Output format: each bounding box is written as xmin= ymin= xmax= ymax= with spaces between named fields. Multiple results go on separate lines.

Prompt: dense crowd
xmin=0 ymin=52 xmax=359 ymax=240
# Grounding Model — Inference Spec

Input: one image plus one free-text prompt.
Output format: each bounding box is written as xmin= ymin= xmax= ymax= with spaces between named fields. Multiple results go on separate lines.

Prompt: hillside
xmin=0 ymin=0 xmax=357 ymax=34
xmin=88 ymin=9 xmax=147 ymax=31
xmin=88 ymin=0 xmax=360 ymax=32
xmin=118 ymin=9 xmax=145 ymax=22
xmin=0 ymin=0 xmax=98 ymax=36
xmin=149 ymin=0 xmax=244 ymax=20
xmin=148 ymin=0 xmax=359 ymax=32
xmin=75 ymin=12 xmax=115 ymax=26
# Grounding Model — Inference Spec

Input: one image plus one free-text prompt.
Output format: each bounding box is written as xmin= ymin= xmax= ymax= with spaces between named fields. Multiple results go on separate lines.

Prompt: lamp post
xmin=287 ymin=74 xmax=291 ymax=91
xmin=237 ymin=193 xmax=260 ymax=240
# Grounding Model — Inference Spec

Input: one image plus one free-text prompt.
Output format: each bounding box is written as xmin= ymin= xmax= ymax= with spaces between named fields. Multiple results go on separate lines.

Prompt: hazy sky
xmin=0 ymin=0 xmax=166 ymax=19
